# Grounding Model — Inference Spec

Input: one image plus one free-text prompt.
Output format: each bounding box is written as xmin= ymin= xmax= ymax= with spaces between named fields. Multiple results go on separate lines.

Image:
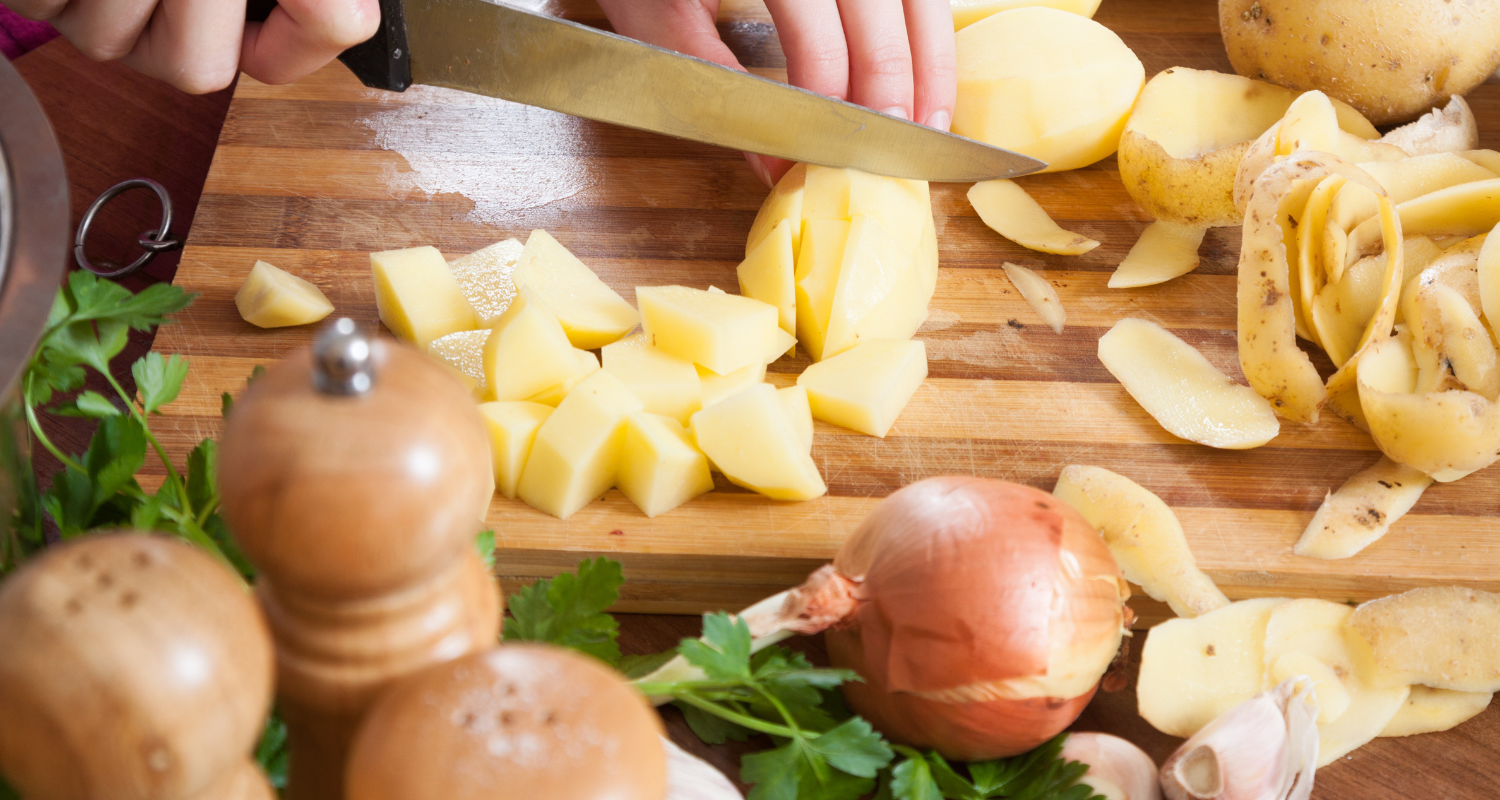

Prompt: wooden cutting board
xmin=150 ymin=0 xmax=1500 ymax=620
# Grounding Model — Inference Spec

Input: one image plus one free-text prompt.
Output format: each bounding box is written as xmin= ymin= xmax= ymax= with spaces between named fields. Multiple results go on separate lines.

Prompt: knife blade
xmin=313 ymin=0 xmax=1046 ymax=182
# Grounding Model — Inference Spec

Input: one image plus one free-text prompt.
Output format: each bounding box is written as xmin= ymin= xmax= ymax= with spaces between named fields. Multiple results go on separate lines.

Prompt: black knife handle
xmin=245 ymin=0 xmax=411 ymax=91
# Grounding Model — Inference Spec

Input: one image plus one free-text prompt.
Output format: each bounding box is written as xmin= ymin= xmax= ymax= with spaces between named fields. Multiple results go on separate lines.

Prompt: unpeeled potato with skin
xmin=1219 ymin=0 xmax=1500 ymax=125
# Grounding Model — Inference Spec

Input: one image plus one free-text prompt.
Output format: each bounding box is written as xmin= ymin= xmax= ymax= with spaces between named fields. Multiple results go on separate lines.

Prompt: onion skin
xmin=827 ymin=477 xmax=1127 ymax=760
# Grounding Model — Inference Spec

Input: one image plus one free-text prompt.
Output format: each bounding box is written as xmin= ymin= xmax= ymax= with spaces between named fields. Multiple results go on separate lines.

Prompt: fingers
xmin=904 ymin=0 xmax=957 ymax=130
xmin=47 ymin=0 xmax=156 ymax=62
xmin=763 ymin=0 xmax=848 ymax=100
xmin=836 ymin=0 xmax=913 ymax=120
xmin=596 ymin=0 xmax=741 ymax=70
xmin=117 ymin=0 xmax=245 ymax=93
xmin=240 ymin=0 xmax=381 ymax=86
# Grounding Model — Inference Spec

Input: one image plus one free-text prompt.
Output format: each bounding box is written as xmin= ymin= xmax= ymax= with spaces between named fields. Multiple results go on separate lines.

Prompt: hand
xmin=595 ymin=0 xmax=957 ymax=187
xmin=6 ymin=0 xmax=380 ymax=94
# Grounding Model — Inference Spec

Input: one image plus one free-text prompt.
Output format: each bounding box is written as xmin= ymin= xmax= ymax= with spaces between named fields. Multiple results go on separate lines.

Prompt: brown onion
xmin=825 ymin=477 xmax=1128 ymax=760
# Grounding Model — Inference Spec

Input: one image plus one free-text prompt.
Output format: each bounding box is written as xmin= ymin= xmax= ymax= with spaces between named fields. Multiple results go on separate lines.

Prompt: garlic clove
xmin=1160 ymin=678 xmax=1318 ymax=800
xmin=664 ymin=737 xmax=743 ymax=799
xmin=1061 ymin=732 xmax=1162 ymax=800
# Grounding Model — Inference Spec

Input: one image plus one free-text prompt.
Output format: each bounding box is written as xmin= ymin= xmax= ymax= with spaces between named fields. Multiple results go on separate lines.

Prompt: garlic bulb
xmin=664 ymin=737 xmax=743 ymax=799
xmin=1061 ymin=733 xmax=1161 ymax=800
xmin=1160 ymin=678 xmax=1318 ymax=800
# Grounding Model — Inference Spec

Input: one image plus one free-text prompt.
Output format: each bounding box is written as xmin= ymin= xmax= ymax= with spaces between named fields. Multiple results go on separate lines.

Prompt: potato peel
xmin=968 ymin=179 xmax=1100 ymax=256
xmin=1002 ymin=263 xmax=1066 ymax=333
xmin=1346 ymin=178 xmax=1500 ymax=269
xmin=1108 ymin=220 xmax=1206 ymax=288
xmin=1350 ymin=587 xmax=1500 ymax=693
xmin=1294 ymin=456 xmax=1433 ymax=560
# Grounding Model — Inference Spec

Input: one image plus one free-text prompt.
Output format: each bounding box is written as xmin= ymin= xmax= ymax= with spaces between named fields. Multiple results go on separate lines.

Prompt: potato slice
xmin=235 ymin=260 xmax=335 ymax=329
xmin=1238 ymin=152 xmax=1401 ymax=422
xmin=796 ymin=339 xmax=927 ymax=438
xmin=1262 ymin=599 xmax=1410 ymax=766
xmin=602 ymin=333 xmax=702 ymax=424
xmin=690 ymin=384 xmax=826 ymax=501
xmin=1119 ymin=68 xmax=1373 ymax=227
xmin=822 ymin=215 xmax=931 ymax=360
xmin=516 ymin=370 xmax=645 ymax=519
xmin=1052 ymin=464 xmax=1228 ymax=618
xmin=697 ymin=362 xmax=766 ymax=409
xmin=512 ymin=230 xmax=639 ymax=349
xmin=483 ymin=289 xmax=580 ymax=402
xmin=1294 ymin=457 xmax=1433 ymax=560
xmin=953 ymin=7 xmax=1144 ymax=172
xmin=1108 ymin=221 xmax=1206 ymax=288
xmin=737 ymin=218 xmax=797 ymax=353
xmin=1138 ymin=598 xmax=1289 ymax=737
xmin=1357 ymin=334 xmax=1500 ymax=481
xmin=448 ymin=239 xmax=522 ymax=326
xmin=477 ymin=401 xmax=553 ymax=499
xmin=638 ymin=286 xmax=791 ymax=375
xmin=426 ymin=329 xmax=490 ymax=398
xmin=1378 ymin=97 xmax=1480 ymax=157
xmin=617 ymin=412 xmax=714 ymax=518
xmin=526 ymin=349 xmax=601 ymax=408
xmin=1349 ymin=587 xmax=1500 ymax=693
xmin=1379 ymin=686 xmax=1493 ymax=737
xmin=371 ymin=245 xmax=478 ymax=348
xmin=779 ymin=386 xmax=814 ymax=454
xmin=794 ymin=218 xmax=851 ymax=362
xmin=950 ymin=0 xmax=1101 ymax=30
xmin=1002 ymin=263 xmax=1065 ymax=334
xmin=1099 ymin=318 xmax=1279 ymax=449
xmin=1346 ymin=178 xmax=1500 ymax=270
xmin=967 ymin=179 xmax=1099 ymax=255
xmin=1479 ymin=223 xmax=1500 ymax=335
xmin=747 ymin=163 xmax=806 ymax=257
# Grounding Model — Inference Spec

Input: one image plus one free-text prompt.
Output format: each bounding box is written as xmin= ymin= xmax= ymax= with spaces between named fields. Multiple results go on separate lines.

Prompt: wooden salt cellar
xmin=218 ymin=320 xmax=501 ymax=800
xmin=0 ymin=533 xmax=275 ymax=800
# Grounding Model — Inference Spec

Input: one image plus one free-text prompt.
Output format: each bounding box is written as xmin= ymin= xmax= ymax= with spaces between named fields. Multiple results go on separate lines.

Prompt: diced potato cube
xmin=779 ymin=385 xmax=814 ymax=453
xmin=797 ymin=339 xmax=927 ymax=438
xmin=526 ymin=349 xmax=600 ymax=407
xmin=371 ymin=246 xmax=478 ymax=347
xmin=602 ymin=333 xmax=702 ymax=423
xmin=235 ymin=260 xmax=335 ymax=329
xmin=690 ymin=384 xmax=826 ymax=501
xmin=823 ymin=215 xmax=929 ymax=359
xmin=513 ymin=229 xmax=639 ymax=348
xmin=795 ymin=219 xmax=851 ymax=361
xmin=738 ymin=218 xmax=797 ymax=354
xmin=618 ymin=412 xmax=714 ymax=518
xmin=482 ymin=289 xmax=579 ymax=401
xmin=746 ymin=163 xmax=806 ymax=256
xmin=517 ymin=370 xmax=644 ymax=519
xmin=697 ymin=362 xmax=766 ymax=409
xmin=478 ymin=401 xmax=553 ymax=499
xmin=427 ymin=329 xmax=490 ymax=398
xmin=449 ymin=239 xmax=522 ymax=325
xmin=1138 ymin=597 xmax=1289 ymax=737
xmin=637 ymin=285 xmax=787 ymax=374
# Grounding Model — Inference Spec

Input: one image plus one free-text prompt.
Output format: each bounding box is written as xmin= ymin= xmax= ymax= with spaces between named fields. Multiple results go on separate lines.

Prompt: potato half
xmin=1118 ymin=68 xmax=1375 ymax=227
xmin=1219 ymin=0 xmax=1500 ymax=125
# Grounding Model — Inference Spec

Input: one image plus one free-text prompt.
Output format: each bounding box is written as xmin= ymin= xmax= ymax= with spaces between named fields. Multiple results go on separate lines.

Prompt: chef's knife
xmin=247 ymin=0 xmax=1046 ymax=182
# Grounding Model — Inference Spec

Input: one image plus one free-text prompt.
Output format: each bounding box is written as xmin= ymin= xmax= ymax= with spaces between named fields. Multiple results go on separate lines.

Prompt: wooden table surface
xmin=14 ymin=7 xmax=1500 ymax=797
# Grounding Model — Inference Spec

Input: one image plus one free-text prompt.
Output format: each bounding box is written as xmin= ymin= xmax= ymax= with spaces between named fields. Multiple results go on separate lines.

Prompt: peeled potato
xmin=1118 ymin=68 xmax=1375 ymax=228
xmin=953 ymin=6 xmax=1144 ymax=173
xmin=1219 ymin=0 xmax=1500 ymax=125
xmin=950 ymin=0 xmax=1100 ymax=30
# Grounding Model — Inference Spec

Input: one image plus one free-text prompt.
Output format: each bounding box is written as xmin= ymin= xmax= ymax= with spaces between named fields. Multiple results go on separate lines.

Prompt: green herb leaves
xmin=881 ymin=738 xmax=1104 ymax=800
xmin=504 ymin=556 xmax=624 ymax=664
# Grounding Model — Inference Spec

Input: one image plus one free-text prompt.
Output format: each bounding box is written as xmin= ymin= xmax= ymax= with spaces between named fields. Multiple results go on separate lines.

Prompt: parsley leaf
xmin=503 ymin=557 xmax=623 ymax=664
xmin=808 ymin=717 xmax=892 ymax=778
xmin=474 ymin=529 xmax=496 ymax=569
xmin=892 ymin=756 xmax=944 ymax=800
xmin=54 ymin=390 xmax=120 ymax=418
xmin=133 ymin=352 xmax=189 ymax=414
xmin=883 ymin=736 xmax=1105 ymax=800
xmin=679 ymin=612 xmax=754 ymax=682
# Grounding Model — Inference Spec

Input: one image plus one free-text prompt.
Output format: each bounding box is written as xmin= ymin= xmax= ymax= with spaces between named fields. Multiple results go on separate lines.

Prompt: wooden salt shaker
xmin=0 ymin=533 xmax=275 ymax=800
xmin=218 ymin=320 xmax=500 ymax=800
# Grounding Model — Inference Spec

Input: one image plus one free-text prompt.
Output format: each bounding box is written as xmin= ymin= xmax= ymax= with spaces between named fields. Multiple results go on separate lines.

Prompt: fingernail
xmin=881 ymin=106 xmax=910 ymax=121
xmin=747 ymin=155 xmax=773 ymax=188
xmin=925 ymin=109 xmax=952 ymax=132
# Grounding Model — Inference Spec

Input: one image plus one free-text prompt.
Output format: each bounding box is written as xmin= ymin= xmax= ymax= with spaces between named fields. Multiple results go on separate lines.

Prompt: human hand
xmin=6 ymin=0 xmax=380 ymax=94
xmin=595 ymin=0 xmax=957 ymax=187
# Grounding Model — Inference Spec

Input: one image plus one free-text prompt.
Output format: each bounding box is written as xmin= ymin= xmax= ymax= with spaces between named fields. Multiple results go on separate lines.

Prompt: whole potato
xmin=1219 ymin=0 xmax=1500 ymax=125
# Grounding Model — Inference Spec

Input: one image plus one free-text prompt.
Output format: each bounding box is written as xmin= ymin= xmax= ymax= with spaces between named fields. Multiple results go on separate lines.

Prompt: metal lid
xmin=0 ymin=54 xmax=70 ymax=401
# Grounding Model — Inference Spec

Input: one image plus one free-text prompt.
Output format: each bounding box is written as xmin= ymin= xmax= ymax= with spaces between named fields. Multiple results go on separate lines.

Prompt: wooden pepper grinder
xmin=218 ymin=320 xmax=500 ymax=800
xmin=0 ymin=533 xmax=275 ymax=800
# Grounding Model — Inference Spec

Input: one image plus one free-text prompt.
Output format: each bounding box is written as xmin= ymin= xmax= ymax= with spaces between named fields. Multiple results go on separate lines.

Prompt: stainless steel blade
xmin=401 ymin=0 xmax=1046 ymax=182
